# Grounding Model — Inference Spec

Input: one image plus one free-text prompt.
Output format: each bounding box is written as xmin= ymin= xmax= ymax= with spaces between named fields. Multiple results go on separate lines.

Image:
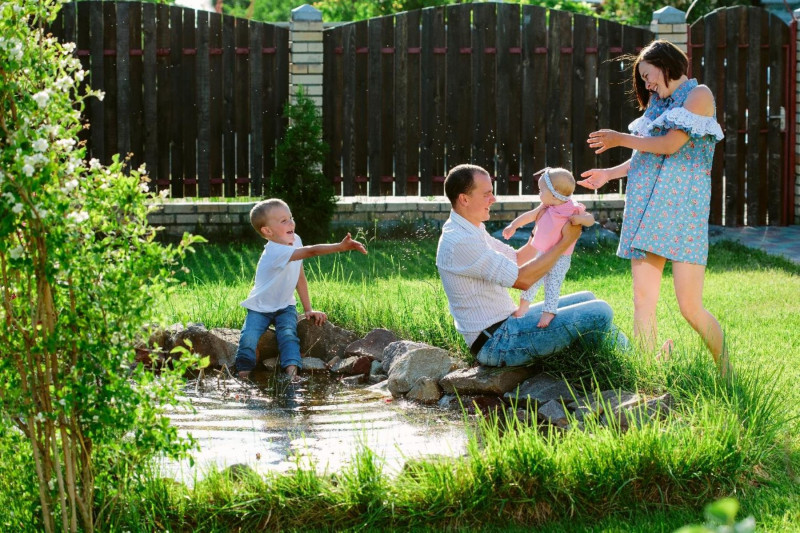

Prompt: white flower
xmin=74 ymin=69 xmax=85 ymax=83
xmin=62 ymin=179 xmax=79 ymax=192
xmin=9 ymin=43 xmax=22 ymax=61
xmin=32 ymin=138 xmax=48 ymax=152
xmin=54 ymin=76 xmax=73 ymax=91
xmin=159 ymin=188 xmax=170 ymax=199
xmin=12 ymin=203 xmax=23 ymax=214
xmin=96 ymin=91 xmax=105 ymax=102
xmin=32 ymin=90 xmax=50 ymax=108
xmin=55 ymin=138 xmax=75 ymax=151
xmin=9 ymin=245 xmax=23 ymax=259
xmin=38 ymin=209 xmax=47 ymax=219
xmin=22 ymin=164 xmax=34 ymax=176
xmin=62 ymin=42 xmax=76 ymax=54
xmin=139 ymin=183 xmax=149 ymax=193
xmin=89 ymin=158 xmax=101 ymax=170
xmin=67 ymin=211 xmax=89 ymax=223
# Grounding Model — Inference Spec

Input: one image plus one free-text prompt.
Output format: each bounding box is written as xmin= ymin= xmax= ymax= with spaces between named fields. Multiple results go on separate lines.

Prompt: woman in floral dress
xmin=578 ymin=40 xmax=729 ymax=375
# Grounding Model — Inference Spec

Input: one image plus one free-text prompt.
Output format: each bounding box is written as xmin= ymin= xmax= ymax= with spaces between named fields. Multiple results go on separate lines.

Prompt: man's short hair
xmin=249 ymin=198 xmax=289 ymax=233
xmin=444 ymin=164 xmax=489 ymax=206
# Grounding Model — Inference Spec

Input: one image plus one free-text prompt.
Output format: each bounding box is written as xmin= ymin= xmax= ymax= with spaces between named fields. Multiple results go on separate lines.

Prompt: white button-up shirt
xmin=436 ymin=210 xmax=519 ymax=346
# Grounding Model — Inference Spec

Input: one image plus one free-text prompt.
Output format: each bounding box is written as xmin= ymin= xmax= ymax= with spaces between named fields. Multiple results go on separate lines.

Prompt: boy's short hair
xmin=250 ymin=198 xmax=289 ymax=234
xmin=444 ymin=164 xmax=490 ymax=206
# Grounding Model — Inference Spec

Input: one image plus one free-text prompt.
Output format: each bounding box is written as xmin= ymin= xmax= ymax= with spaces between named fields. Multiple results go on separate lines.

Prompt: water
xmin=163 ymin=371 xmax=471 ymax=483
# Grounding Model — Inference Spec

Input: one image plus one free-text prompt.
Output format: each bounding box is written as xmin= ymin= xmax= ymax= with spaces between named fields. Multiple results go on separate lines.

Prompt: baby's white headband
xmin=540 ymin=168 xmax=571 ymax=202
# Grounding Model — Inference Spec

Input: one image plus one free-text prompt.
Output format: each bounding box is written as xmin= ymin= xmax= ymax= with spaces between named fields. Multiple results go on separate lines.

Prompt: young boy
xmin=233 ymin=199 xmax=367 ymax=381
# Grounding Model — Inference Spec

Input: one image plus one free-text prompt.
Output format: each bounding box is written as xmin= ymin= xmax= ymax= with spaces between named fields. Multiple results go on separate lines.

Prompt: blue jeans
xmin=234 ymin=306 xmax=301 ymax=372
xmin=477 ymin=291 xmax=628 ymax=367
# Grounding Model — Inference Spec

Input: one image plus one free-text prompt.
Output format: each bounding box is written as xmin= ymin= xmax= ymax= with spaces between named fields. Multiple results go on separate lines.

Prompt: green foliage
xmin=267 ymin=87 xmax=335 ymax=244
xmin=674 ymin=497 xmax=756 ymax=532
xmin=0 ymin=0 xmax=202 ymax=530
xmin=600 ymin=0 xmax=755 ymax=25
xmin=221 ymin=0 xmax=296 ymax=22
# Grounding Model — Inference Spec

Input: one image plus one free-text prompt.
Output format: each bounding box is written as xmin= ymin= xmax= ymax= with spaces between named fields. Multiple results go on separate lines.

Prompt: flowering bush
xmin=0 ymin=1 xmax=202 ymax=531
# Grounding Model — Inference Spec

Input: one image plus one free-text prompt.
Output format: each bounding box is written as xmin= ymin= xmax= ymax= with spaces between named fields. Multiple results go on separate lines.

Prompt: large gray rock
xmin=345 ymin=328 xmax=399 ymax=361
xmin=297 ymin=318 xmax=359 ymax=362
xmin=537 ymin=400 xmax=570 ymax=428
xmin=381 ymin=340 xmax=428 ymax=374
xmin=504 ymin=373 xmax=578 ymax=406
xmin=172 ymin=324 xmax=237 ymax=368
xmin=301 ymin=357 xmax=328 ymax=372
xmin=439 ymin=365 xmax=537 ymax=396
xmin=406 ymin=377 xmax=442 ymax=404
xmin=387 ymin=346 xmax=454 ymax=397
xmin=569 ymin=389 xmax=641 ymax=417
xmin=330 ymin=356 xmax=372 ymax=375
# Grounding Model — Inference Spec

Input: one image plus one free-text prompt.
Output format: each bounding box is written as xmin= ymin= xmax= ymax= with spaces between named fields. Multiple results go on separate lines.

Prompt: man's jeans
xmin=477 ymin=291 xmax=628 ymax=367
xmin=234 ymin=306 xmax=301 ymax=372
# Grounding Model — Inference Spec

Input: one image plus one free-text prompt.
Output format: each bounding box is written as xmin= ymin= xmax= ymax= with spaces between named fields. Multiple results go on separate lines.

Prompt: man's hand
xmin=561 ymin=220 xmax=582 ymax=242
xmin=340 ymin=233 xmax=368 ymax=254
xmin=303 ymin=310 xmax=327 ymax=326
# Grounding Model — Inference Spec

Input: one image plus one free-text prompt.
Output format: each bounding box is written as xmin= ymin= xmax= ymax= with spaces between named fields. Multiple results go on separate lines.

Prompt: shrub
xmin=0 ymin=1 xmax=201 ymax=531
xmin=267 ymin=86 xmax=335 ymax=244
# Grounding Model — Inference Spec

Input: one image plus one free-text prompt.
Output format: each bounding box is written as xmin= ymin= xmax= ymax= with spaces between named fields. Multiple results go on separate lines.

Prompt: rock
xmin=504 ymin=373 xmax=578 ymax=406
xmin=437 ymin=394 xmax=504 ymax=415
xmin=406 ymin=377 xmax=442 ymax=404
xmin=330 ymin=356 xmax=372 ymax=375
xmin=506 ymin=407 xmax=535 ymax=426
xmin=365 ymin=379 xmax=392 ymax=397
xmin=326 ymin=356 xmax=341 ymax=369
xmin=255 ymin=329 xmax=279 ymax=364
xmin=381 ymin=340 xmax=429 ymax=374
xmin=172 ymin=324 xmax=237 ymax=369
xmin=368 ymin=374 xmax=387 ymax=385
xmin=387 ymin=346 xmax=454 ymax=397
xmin=222 ymin=463 xmax=256 ymax=481
xmin=570 ymin=390 xmax=642 ymax=417
xmin=262 ymin=357 xmax=279 ymax=372
xmin=369 ymin=360 xmax=385 ymax=377
xmin=440 ymin=365 xmax=537 ymax=396
xmin=537 ymin=400 xmax=570 ymax=428
xmin=297 ymin=318 xmax=359 ymax=362
xmin=344 ymin=328 xmax=399 ymax=361
xmin=300 ymin=357 xmax=327 ymax=372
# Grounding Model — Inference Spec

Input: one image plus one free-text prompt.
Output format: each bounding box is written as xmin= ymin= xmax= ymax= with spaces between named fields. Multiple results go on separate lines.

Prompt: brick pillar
xmin=795 ymin=9 xmax=800 ymax=223
xmin=290 ymin=4 xmax=323 ymax=110
xmin=650 ymin=6 xmax=687 ymax=52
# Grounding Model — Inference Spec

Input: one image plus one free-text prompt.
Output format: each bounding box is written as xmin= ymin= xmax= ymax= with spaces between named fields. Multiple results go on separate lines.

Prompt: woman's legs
xmin=671 ymin=261 xmax=729 ymax=375
xmin=631 ymin=253 xmax=667 ymax=351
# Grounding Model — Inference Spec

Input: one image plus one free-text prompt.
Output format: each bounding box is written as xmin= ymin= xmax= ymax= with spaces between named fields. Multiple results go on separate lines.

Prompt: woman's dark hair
xmin=626 ymin=40 xmax=689 ymax=110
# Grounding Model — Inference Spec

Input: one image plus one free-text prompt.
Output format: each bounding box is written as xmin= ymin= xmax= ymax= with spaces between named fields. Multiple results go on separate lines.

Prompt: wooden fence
xmin=689 ymin=6 xmax=795 ymax=226
xmin=322 ymin=4 xmax=653 ymax=196
xmin=48 ymin=1 xmax=289 ymax=198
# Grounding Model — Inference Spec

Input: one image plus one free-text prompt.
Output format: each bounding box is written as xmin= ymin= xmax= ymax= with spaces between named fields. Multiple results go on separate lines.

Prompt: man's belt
xmin=469 ymin=318 xmax=508 ymax=356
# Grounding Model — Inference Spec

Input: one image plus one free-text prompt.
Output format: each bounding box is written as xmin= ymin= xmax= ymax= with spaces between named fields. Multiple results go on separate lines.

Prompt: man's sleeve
xmin=438 ymin=237 xmax=518 ymax=287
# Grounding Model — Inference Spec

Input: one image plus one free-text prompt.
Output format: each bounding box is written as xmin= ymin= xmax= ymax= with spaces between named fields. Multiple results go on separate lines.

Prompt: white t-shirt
xmin=240 ymin=235 xmax=303 ymax=313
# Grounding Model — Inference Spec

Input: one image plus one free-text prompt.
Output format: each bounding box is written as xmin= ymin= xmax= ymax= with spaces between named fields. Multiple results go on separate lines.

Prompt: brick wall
xmin=147 ymin=196 xmax=626 ymax=241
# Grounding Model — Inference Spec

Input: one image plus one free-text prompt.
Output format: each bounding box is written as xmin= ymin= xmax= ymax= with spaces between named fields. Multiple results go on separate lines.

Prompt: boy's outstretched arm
xmin=296 ymin=267 xmax=327 ymax=325
xmin=290 ymin=233 xmax=368 ymax=261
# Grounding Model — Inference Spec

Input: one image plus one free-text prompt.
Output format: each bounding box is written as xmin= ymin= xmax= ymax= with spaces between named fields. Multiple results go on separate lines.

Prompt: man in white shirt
xmin=436 ymin=164 xmax=626 ymax=366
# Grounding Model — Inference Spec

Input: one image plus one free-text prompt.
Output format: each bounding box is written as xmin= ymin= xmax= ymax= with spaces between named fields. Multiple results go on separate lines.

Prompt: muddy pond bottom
xmin=162 ymin=371 xmax=471 ymax=482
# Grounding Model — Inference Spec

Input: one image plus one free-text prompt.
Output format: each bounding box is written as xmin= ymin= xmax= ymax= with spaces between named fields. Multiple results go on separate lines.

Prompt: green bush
xmin=268 ymin=86 xmax=336 ymax=244
xmin=0 ymin=1 xmax=201 ymax=530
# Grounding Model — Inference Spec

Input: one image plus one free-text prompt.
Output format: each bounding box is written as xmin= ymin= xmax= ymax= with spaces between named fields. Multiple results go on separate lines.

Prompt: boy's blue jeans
xmin=234 ymin=306 xmax=301 ymax=372
xmin=477 ymin=291 xmax=629 ymax=367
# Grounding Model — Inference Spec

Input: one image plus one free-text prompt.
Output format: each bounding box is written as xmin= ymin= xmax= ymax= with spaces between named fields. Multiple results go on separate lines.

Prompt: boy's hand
xmin=502 ymin=225 xmax=516 ymax=240
xmin=304 ymin=310 xmax=327 ymax=326
xmin=340 ymin=233 xmax=368 ymax=254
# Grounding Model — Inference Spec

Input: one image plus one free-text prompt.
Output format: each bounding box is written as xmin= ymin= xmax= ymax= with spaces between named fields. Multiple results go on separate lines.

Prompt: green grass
xmin=4 ymin=236 xmax=798 ymax=531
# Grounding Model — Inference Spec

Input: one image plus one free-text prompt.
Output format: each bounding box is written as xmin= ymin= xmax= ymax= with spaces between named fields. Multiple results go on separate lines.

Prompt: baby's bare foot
xmin=537 ymin=312 xmax=555 ymax=328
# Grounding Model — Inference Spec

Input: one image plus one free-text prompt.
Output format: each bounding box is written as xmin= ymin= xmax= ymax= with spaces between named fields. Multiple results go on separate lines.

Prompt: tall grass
xmin=4 ymin=237 xmax=796 ymax=531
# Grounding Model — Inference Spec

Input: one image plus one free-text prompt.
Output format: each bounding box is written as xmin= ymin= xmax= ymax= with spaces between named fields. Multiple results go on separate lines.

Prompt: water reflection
xmin=163 ymin=371 xmax=470 ymax=482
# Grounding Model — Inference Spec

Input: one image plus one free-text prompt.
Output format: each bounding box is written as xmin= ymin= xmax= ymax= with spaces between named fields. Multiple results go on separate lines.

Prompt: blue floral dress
xmin=619 ymin=78 xmax=724 ymax=265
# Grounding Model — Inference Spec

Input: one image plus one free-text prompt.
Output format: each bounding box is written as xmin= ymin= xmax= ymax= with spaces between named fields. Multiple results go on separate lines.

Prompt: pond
xmin=162 ymin=371 xmax=471 ymax=483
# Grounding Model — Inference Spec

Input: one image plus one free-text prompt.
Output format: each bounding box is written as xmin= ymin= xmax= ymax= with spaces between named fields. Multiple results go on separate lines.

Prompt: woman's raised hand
xmin=587 ymin=129 xmax=622 ymax=154
xmin=577 ymin=168 xmax=611 ymax=190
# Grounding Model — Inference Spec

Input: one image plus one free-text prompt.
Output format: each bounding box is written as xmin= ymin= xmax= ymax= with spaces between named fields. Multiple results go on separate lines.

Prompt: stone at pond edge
xmin=297 ymin=318 xmax=359 ymax=362
xmin=301 ymin=357 xmax=328 ymax=372
xmin=406 ymin=377 xmax=442 ymax=404
xmin=504 ymin=373 xmax=578 ymax=406
xmin=171 ymin=324 xmax=237 ymax=369
xmin=330 ymin=355 xmax=372 ymax=375
xmin=440 ymin=365 xmax=537 ymax=396
xmin=381 ymin=340 xmax=429 ymax=374
xmin=345 ymin=328 xmax=399 ymax=361
xmin=537 ymin=400 xmax=570 ymax=428
xmin=387 ymin=346 xmax=454 ymax=397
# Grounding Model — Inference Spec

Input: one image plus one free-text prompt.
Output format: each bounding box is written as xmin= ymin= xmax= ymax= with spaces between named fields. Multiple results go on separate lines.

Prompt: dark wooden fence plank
xmin=323 ymin=26 xmax=340 ymax=193
xmin=89 ymin=1 xmax=105 ymax=164
xmin=546 ymin=9 xmax=570 ymax=169
xmin=261 ymin=23 xmax=276 ymax=194
xmin=606 ymin=21 xmax=624 ymax=191
xmin=115 ymin=1 xmax=131 ymax=163
xmin=128 ymin=2 xmax=144 ymax=172
xmin=503 ymin=3 xmax=522 ymax=192
xmin=103 ymin=2 xmax=118 ymax=165
xmin=431 ymin=7 xmax=446 ymax=194
xmin=367 ymin=17 xmax=383 ymax=196
xmin=354 ymin=20 xmax=369 ymax=194
xmin=249 ymin=20 xmax=263 ymax=196
xmin=182 ymin=8 xmax=197 ymax=196
xmin=235 ymin=18 xmax=250 ymax=195
xmin=420 ymin=7 xmax=446 ymax=195
xmin=77 ymin=2 xmax=91 ymax=158
xmin=275 ymin=26 xmax=289 ymax=166
xmin=725 ymin=7 xmax=747 ymax=225
xmin=341 ymin=23 xmax=356 ymax=195
xmin=446 ymin=4 xmax=472 ymax=175
xmin=62 ymin=2 xmax=76 ymax=47
xmin=572 ymin=14 xmax=590 ymax=184
xmin=379 ymin=16 xmax=395 ymax=195
xmin=471 ymin=3 xmax=496 ymax=178
xmin=143 ymin=2 xmax=158 ymax=187
xmin=196 ymin=11 xmax=211 ymax=197
xmin=156 ymin=4 xmax=170 ymax=191
xmin=168 ymin=6 xmax=183 ymax=197
xmin=406 ymin=10 xmax=421 ymax=194
xmin=222 ymin=14 xmax=235 ymax=197
xmin=767 ymin=11 xmax=788 ymax=224
xmin=746 ymin=8 xmax=765 ymax=225
xmin=521 ymin=6 xmax=545 ymax=193
xmin=596 ymin=18 xmax=611 ymax=174
xmin=495 ymin=2 xmax=516 ymax=194
xmin=394 ymin=13 xmax=409 ymax=196
xmin=209 ymin=13 xmax=222 ymax=196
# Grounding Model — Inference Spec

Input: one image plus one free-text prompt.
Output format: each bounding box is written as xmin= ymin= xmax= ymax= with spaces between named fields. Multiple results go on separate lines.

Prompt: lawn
xmin=140 ymin=233 xmax=800 ymax=532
